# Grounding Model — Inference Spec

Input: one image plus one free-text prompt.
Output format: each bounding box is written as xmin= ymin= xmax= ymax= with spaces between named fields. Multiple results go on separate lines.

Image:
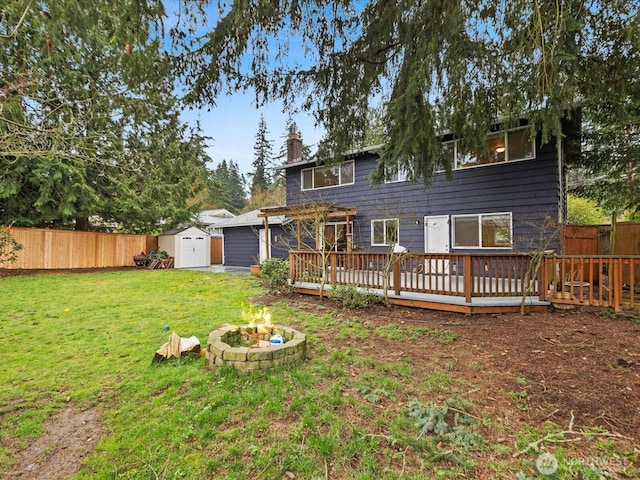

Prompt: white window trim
xmin=371 ymin=218 xmax=399 ymax=246
xmin=451 ymin=127 xmax=536 ymax=170
xmin=320 ymin=221 xmax=351 ymax=251
xmin=300 ymin=160 xmax=355 ymax=191
xmin=452 ymin=212 xmax=513 ymax=249
xmin=384 ymin=160 xmax=408 ymax=183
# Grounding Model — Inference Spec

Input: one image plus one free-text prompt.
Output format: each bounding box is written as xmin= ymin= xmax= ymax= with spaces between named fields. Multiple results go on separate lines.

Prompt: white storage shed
xmin=158 ymin=226 xmax=210 ymax=268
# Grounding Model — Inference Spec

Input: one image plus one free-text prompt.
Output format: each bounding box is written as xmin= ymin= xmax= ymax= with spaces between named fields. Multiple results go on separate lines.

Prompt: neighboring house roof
xmin=194 ymin=209 xmax=235 ymax=225
xmin=215 ymin=209 xmax=287 ymax=228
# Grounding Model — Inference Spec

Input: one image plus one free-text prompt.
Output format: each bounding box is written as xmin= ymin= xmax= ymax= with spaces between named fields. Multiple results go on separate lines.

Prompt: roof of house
xmin=214 ymin=209 xmax=287 ymax=228
xmin=194 ymin=209 xmax=235 ymax=225
xmin=277 ymin=144 xmax=383 ymax=170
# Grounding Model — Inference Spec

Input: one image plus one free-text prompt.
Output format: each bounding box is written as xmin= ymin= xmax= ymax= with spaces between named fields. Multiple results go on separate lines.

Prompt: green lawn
xmin=0 ymin=270 xmax=635 ymax=479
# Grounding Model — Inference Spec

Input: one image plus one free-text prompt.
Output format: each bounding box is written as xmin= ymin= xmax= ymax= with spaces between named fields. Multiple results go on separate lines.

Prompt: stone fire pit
xmin=206 ymin=324 xmax=306 ymax=373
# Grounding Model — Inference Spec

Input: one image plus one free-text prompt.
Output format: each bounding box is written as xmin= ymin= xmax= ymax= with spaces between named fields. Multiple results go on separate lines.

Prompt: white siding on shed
xmin=158 ymin=226 xmax=210 ymax=268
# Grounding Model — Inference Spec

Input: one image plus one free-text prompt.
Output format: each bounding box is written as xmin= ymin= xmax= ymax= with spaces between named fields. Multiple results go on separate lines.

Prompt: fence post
xmin=463 ymin=256 xmax=472 ymax=303
xmin=393 ymin=255 xmax=401 ymax=295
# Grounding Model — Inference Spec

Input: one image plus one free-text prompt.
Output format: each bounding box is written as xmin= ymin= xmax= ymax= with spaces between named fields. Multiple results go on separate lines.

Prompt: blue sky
xmin=181 ymin=93 xmax=322 ymax=176
xmin=165 ymin=1 xmax=324 ymax=177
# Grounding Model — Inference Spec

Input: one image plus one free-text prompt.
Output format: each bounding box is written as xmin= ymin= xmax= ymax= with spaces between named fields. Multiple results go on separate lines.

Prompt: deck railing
xmin=541 ymin=255 xmax=639 ymax=310
xmin=289 ymin=251 xmax=539 ymax=303
xmin=289 ymin=251 xmax=640 ymax=311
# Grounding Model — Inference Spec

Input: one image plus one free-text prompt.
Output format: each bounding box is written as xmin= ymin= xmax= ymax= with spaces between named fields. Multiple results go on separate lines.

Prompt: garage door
xmin=179 ymin=235 xmax=207 ymax=268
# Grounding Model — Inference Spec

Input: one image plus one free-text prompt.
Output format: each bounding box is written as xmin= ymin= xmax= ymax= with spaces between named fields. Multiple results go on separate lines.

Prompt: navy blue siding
xmin=222 ymin=225 xmax=291 ymax=267
xmin=286 ymin=133 xmax=565 ymax=253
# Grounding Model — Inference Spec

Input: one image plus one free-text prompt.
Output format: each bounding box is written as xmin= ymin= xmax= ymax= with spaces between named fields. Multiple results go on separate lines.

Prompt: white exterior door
xmin=179 ymin=235 xmax=207 ymax=268
xmin=259 ymin=229 xmax=271 ymax=263
xmin=424 ymin=216 xmax=450 ymax=273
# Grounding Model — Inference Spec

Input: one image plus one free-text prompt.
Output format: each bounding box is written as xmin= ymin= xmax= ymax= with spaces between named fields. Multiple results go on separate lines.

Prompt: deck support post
xmin=289 ymin=251 xmax=296 ymax=284
xmin=539 ymin=256 xmax=548 ymax=301
xmin=393 ymin=255 xmax=401 ymax=296
xmin=330 ymin=252 xmax=337 ymax=285
xmin=613 ymin=258 xmax=621 ymax=312
xmin=463 ymin=255 xmax=472 ymax=303
xmin=263 ymin=216 xmax=270 ymax=260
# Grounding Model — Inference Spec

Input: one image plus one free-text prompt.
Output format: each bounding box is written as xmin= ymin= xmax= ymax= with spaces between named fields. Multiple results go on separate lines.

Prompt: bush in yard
xmin=0 ymin=227 xmax=23 ymax=266
xmin=260 ymin=258 xmax=292 ymax=294
xmin=326 ymin=284 xmax=381 ymax=309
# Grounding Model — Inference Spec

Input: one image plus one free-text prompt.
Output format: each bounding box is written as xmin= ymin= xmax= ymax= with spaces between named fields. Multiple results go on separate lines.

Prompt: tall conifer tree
xmin=250 ymin=114 xmax=273 ymax=195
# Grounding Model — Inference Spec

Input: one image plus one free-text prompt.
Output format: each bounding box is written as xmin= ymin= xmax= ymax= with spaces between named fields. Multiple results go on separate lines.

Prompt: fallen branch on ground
xmin=513 ymin=411 xmax=632 ymax=457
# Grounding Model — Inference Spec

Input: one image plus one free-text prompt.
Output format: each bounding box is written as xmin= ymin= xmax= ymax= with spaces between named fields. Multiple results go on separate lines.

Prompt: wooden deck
xmin=289 ymin=251 xmax=640 ymax=314
xmin=293 ymin=281 xmax=548 ymax=314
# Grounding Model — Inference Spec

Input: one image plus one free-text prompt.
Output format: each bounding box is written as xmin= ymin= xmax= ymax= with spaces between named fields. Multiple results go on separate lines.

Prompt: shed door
xmin=179 ymin=235 xmax=207 ymax=268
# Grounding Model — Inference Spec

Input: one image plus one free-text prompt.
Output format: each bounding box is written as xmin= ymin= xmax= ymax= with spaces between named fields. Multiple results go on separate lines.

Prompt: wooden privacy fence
xmin=563 ymin=223 xmax=640 ymax=256
xmin=1 ymin=226 xmax=157 ymax=270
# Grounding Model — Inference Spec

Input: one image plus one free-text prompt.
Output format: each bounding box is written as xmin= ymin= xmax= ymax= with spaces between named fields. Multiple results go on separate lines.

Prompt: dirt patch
xmin=258 ymin=294 xmax=640 ymax=456
xmin=5 ymin=406 xmax=104 ymax=480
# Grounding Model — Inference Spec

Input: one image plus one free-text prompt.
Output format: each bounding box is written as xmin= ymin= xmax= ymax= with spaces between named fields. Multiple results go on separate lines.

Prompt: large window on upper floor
xmin=444 ymin=127 xmax=535 ymax=170
xmin=384 ymin=160 xmax=409 ymax=183
xmin=452 ymin=212 xmax=512 ymax=249
xmin=301 ymin=161 xmax=354 ymax=190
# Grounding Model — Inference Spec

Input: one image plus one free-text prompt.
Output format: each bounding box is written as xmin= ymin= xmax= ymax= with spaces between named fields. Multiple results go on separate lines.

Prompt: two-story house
xmin=266 ymin=116 xmax=580 ymax=257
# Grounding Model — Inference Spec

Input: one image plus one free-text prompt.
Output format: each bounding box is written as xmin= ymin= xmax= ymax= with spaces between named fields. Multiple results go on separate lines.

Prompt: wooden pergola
xmin=258 ymin=203 xmax=358 ymax=257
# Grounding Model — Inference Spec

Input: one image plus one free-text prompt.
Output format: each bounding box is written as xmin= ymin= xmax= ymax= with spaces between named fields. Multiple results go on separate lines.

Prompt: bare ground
xmin=278 ymin=295 xmax=640 ymax=438
xmin=5 ymin=406 xmax=103 ymax=480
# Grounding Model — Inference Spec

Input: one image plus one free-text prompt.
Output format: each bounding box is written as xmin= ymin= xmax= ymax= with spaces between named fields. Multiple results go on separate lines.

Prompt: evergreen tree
xmin=207 ymin=160 xmax=246 ymax=214
xmin=176 ymin=0 xmax=639 ymax=197
xmin=0 ymin=1 xmax=208 ymax=232
xmin=227 ymin=161 xmax=247 ymax=213
xmin=250 ymin=115 xmax=273 ymax=195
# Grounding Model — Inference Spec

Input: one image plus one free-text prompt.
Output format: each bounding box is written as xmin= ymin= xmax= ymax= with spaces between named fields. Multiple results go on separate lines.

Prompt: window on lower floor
xmin=452 ymin=212 xmax=512 ymax=248
xmin=371 ymin=218 xmax=399 ymax=246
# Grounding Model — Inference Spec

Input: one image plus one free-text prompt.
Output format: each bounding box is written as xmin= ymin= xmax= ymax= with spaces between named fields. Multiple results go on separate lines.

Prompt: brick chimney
xmin=287 ymin=125 xmax=303 ymax=164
